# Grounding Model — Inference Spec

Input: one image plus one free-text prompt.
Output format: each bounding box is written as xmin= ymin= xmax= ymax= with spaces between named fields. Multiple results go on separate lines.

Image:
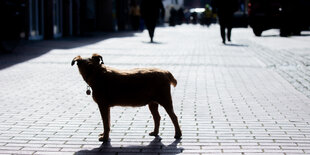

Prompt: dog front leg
xmin=148 ymin=103 xmax=160 ymax=136
xmin=98 ymin=105 xmax=111 ymax=142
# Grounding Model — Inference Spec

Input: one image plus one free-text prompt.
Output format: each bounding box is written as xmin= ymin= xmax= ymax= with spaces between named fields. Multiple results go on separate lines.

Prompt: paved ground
xmin=0 ymin=25 xmax=310 ymax=155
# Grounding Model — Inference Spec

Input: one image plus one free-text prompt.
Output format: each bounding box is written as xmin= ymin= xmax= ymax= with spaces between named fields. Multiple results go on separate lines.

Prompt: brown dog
xmin=71 ymin=54 xmax=182 ymax=141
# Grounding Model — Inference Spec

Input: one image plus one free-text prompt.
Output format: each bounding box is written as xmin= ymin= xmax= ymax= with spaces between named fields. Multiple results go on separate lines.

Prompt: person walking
xmin=140 ymin=0 xmax=165 ymax=43
xmin=129 ymin=0 xmax=141 ymax=31
xmin=212 ymin=0 xmax=239 ymax=44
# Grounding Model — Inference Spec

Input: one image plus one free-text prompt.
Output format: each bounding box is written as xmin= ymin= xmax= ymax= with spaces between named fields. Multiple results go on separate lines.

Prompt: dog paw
xmin=174 ymin=133 xmax=182 ymax=139
xmin=149 ymin=132 xmax=158 ymax=136
xmin=98 ymin=136 xmax=110 ymax=142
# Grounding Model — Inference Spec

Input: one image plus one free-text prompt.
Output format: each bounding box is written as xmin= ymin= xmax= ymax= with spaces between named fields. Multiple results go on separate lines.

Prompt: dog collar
xmin=86 ymin=85 xmax=91 ymax=95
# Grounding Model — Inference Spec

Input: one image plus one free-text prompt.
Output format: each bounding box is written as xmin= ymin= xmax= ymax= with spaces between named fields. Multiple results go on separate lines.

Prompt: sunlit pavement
xmin=0 ymin=24 xmax=310 ymax=155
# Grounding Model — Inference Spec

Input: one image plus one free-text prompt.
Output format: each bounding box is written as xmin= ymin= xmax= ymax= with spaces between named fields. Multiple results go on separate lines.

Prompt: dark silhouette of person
xmin=140 ymin=0 xmax=165 ymax=43
xmin=176 ymin=8 xmax=185 ymax=25
xmin=169 ymin=7 xmax=177 ymax=26
xmin=129 ymin=0 xmax=141 ymax=31
xmin=212 ymin=0 xmax=239 ymax=44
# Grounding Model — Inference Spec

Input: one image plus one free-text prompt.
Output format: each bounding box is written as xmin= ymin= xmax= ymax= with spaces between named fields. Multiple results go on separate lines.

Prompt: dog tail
xmin=167 ymin=72 xmax=177 ymax=87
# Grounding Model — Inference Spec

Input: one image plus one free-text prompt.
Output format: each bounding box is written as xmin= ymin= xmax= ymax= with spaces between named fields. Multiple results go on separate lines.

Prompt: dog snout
xmin=71 ymin=56 xmax=82 ymax=66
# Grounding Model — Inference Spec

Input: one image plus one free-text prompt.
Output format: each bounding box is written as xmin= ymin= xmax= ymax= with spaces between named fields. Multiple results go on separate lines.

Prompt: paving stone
xmin=0 ymin=25 xmax=310 ymax=154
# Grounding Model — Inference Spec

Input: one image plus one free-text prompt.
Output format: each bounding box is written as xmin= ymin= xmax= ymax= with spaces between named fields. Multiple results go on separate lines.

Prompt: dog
xmin=71 ymin=53 xmax=182 ymax=141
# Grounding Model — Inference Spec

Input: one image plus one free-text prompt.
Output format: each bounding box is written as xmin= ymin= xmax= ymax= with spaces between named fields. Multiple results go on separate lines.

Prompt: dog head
xmin=72 ymin=54 xmax=105 ymax=85
xmin=71 ymin=53 xmax=104 ymax=66
xmin=91 ymin=53 xmax=104 ymax=65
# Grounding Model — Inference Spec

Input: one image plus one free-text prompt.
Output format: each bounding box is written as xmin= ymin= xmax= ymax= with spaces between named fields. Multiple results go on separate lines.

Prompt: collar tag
xmin=86 ymin=86 xmax=91 ymax=95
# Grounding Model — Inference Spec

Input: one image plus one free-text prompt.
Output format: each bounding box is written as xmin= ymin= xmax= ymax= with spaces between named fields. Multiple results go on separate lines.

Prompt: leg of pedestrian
xmin=220 ymin=25 xmax=226 ymax=44
xmin=227 ymin=26 xmax=232 ymax=42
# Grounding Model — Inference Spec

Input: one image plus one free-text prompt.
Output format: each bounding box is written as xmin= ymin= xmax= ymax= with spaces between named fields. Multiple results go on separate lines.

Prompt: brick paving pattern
xmin=0 ymin=25 xmax=310 ymax=154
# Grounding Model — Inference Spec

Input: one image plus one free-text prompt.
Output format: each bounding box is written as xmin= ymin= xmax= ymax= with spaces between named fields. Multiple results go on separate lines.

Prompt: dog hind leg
xmin=148 ymin=102 xmax=161 ymax=136
xmin=160 ymin=97 xmax=182 ymax=139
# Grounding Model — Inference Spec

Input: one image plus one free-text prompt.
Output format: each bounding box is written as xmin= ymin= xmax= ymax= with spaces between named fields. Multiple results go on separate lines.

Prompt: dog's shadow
xmin=75 ymin=137 xmax=183 ymax=155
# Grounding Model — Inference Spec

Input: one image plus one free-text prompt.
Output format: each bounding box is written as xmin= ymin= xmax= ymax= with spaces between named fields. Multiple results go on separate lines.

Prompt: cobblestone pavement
xmin=243 ymin=32 xmax=310 ymax=98
xmin=0 ymin=25 xmax=310 ymax=155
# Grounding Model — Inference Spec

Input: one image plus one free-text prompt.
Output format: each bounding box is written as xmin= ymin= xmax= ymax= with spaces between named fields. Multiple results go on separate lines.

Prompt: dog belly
xmin=91 ymin=84 xmax=158 ymax=107
xmin=92 ymin=93 xmax=151 ymax=107
xmin=112 ymin=100 xmax=149 ymax=107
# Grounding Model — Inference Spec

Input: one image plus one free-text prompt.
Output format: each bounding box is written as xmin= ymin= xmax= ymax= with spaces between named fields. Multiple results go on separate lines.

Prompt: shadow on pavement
xmin=0 ymin=32 xmax=135 ymax=70
xmin=261 ymin=34 xmax=279 ymax=37
xmin=142 ymin=41 xmax=165 ymax=44
xmin=261 ymin=33 xmax=310 ymax=37
xmin=75 ymin=137 xmax=183 ymax=155
xmin=224 ymin=43 xmax=248 ymax=47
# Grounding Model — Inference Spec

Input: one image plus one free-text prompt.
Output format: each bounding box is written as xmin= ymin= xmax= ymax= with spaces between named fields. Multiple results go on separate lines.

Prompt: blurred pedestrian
xmin=212 ymin=0 xmax=239 ymax=44
xmin=191 ymin=12 xmax=198 ymax=24
xmin=204 ymin=4 xmax=213 ymax=26
xmin=140 ymin=0 xmax=165 ymax=43
xmin=129 ymin=0 xmax=141 ymax=31
xmin=169 ymin=7 xmax=177 ymax=26
xmin=177 ymin=8 xmax=184 ymax=25
xmin=184 ymin=9 xmax=191 ymax=24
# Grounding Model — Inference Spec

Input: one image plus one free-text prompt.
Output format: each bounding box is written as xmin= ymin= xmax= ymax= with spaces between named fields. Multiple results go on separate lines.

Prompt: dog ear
xmin=92 ymin=53 xmax=104 ymax=64
xmin=71 ymin=56 xmax=82 ymax=66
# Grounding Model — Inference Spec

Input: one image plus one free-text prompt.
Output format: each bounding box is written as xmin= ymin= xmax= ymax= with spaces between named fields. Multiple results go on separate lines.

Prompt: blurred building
xmin=163 ymin=0 xmax=184 ymax=22
xmin=184 ymin=0 xmax=247 ymax=9
xmin=184 ymin=0 xmax=204 ymax=8
xmin=1 ymin=0 xmax=178 ymax=42
xmin=0 ymin=0 xmax=131 ymax=41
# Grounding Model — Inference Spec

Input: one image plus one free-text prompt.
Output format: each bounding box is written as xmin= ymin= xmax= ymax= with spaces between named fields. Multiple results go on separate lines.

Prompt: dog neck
xmin=78 ymin=64 xmax=106 ymax=88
